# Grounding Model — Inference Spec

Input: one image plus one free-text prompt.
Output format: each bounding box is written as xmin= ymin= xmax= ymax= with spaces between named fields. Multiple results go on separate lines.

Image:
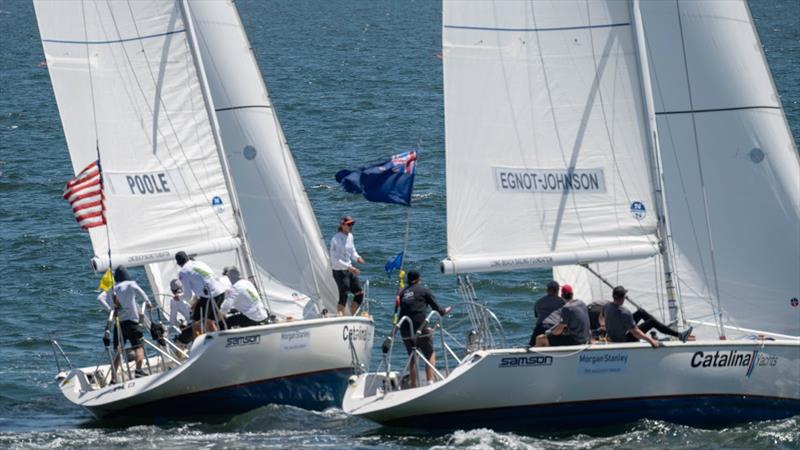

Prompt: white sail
xmin=35 ymin=0 xmax=240 ymax=270
xmin=441 ymin=0 xmax=661 ymax=274
xmin=645 ymin=0 xmax=799 ymax=336
xmin=187 ymin=0 xmax=338 ymax=312
xmin=563 ymin=0 xmax=800 ymax=337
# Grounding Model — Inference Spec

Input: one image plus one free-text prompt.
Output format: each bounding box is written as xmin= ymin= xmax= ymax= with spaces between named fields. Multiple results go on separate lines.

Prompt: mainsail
xmin=35 ymin=0 xmax=241 ymax=270
xmin=441 ymin=0 xmax=661 ymax=274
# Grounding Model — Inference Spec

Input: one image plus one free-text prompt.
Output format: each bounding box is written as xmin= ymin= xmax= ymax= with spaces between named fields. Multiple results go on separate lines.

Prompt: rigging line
xmin=181 ymin=1 xmax=271 ymax=313
xmin=215 ymin=105 xmax=272 ymax=113
xmin=639 ymin=14 xmax=713 ymax=325
xmin=656 ymin=105 xmax=781 ymax=115
xmin=193 ymin=0 xmax=328 ymax=302
xmin=80 ymin=0 xmax=113 ymax=267
xmin=675 ymin=0 xmax=724 ymax=336
xmin=115 ymin=0 xmax=237 ymax=240
xmin=588 ymin=2 xmax=658 ymax=249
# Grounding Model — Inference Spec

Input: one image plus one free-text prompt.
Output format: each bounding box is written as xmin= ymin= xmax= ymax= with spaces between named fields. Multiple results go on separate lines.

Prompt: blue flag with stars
xmin=335 ymin=151 xmax=417 ymax=206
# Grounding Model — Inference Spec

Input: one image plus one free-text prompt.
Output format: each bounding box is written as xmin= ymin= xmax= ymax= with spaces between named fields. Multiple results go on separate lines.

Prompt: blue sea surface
xmin=1 ymin=0 xmax=798 ymax=448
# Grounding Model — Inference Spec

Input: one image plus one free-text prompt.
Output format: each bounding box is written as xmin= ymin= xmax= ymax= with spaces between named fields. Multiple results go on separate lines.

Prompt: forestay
xmin=441 ymin=0 xmax=661 ymax=274
xmin=186 ymin=0 xmax=338 ymax=313
xmin=35 ymin=0 xmax=240 ymax=270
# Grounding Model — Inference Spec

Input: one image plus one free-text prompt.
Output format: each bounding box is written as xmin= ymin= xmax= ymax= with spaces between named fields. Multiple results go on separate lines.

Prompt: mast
xmin=177 ymin=0 xmax=266 ymax=300
xmin=630 ymin=0 xmax=680 ymax=325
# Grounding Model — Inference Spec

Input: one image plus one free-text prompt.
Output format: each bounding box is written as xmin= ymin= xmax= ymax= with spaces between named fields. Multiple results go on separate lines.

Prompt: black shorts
xmin=546 ymin=333 xmax=586 ymax=347
xmin=175 ymin=326 xmax=194 ymax=345
xmin=192 ymin=293 xmax=226 ymax=321
xmin=402 ymin=328 xmax=434 ymax=359
xmin=225 ymin=314 xmax=263 ymax=329
xmin=332 ymin=270 xmax=363 ymax=306
xmin=113 ymin=320 xmax=143 ymax=349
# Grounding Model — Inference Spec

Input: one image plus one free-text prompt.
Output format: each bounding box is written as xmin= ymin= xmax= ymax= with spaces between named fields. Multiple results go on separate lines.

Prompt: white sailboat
xmin=36 ymin=0 xmax=373 ymax=418
xmin=343 ymin=0 xmax=799 ymax=429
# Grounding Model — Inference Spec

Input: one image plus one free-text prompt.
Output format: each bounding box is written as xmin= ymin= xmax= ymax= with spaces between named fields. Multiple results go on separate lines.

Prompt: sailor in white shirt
xmin=168 ymin=279 xmax=194 ymax=349
xmin=111 ymin=266 xmax=151 ymax=379
xmin=175 ymin=251 xmax=226 ymax=334
xmin=219 ymin=267 xmax=268 ymax=328
xmin=329 ymin=215 xmax=365 ymax=316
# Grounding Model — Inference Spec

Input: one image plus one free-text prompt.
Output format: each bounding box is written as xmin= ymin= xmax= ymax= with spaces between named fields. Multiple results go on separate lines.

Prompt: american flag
xmin=62 ymin=160 xmax=106 ymax=230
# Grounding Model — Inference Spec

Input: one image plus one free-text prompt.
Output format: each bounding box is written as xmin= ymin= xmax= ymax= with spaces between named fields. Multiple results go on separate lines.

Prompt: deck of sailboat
xmin=56 ymin=315 xmax=374 ymax=418
xmin=344 ymin=338 xmax=800 ymax=430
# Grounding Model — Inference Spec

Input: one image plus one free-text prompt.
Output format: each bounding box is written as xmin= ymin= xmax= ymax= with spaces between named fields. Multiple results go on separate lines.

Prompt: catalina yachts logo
xmin=690 ymin=350 xmax=777 ymax=378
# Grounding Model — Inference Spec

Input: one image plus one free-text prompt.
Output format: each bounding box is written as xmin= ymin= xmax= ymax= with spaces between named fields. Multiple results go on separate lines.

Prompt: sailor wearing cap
xmin=329 ymin=215 xmax=365 ymax=315
xmin=534 ymin=284 xmax=591 ymax=347
xmin=219 ymin=266 xmax=268 ymax=328
xmin=168 ymin=279 xmax=194 ymax=351
xmin=175 ymin=251 xmax=227 ymax=335
xmin=528 ymin=280 xmax=565 ymax=346
xmin=602 ymin=285 xmax=691 ymax=347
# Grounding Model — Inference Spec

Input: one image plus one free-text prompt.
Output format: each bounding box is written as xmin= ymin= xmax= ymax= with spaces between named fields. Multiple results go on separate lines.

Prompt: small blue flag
xmin=384 ymin=251 xmax=404 ymax=277
xmin=335 ymin=151 xmax=417 ymax=206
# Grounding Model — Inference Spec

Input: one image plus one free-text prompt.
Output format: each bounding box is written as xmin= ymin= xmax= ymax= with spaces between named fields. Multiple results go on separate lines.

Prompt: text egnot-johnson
xmin=494 ymin=167 xmax=606 ymax=193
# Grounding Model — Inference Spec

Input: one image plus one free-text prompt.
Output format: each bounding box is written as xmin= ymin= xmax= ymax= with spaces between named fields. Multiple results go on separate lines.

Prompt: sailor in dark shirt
xmin=528 ymin=280 xmax=564 ymax=346
xmin=398 ymin=270 xmax=451 ymax=387
xmin=535 ymin=284 xmax=591 ymax=347
xmin=600 ymin=286 xmax=692 ymax=344
xmin=603 ymin=285 xmax=662 ymax=348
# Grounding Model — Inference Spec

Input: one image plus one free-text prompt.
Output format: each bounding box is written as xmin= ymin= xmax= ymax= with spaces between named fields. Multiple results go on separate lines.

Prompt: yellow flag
xmin=97 ymin=269 xmax=113 ymax=292
xmin=398 ymin=270 xmax=406 ymax=290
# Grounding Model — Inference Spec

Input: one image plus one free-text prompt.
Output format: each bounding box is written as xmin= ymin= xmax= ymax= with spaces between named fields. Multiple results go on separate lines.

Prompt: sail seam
xmin=656 ymin=105 xmax=781 ymax=115
xmin=42 ymin=29 xmax=186 ymax=45
xmin=443 ymin=23 xmax=630 ymax=33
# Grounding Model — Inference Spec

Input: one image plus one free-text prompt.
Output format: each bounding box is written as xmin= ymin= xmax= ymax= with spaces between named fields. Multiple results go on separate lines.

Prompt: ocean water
xmin=1 ymin=0 xmax=798 ymax=449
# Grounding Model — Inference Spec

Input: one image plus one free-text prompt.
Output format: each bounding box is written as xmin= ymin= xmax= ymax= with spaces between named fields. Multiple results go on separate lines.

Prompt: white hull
xmin=344 ymin=340 xmax=800 ymax=429
xmin=59 ymin=317 xmax=374 ymax=418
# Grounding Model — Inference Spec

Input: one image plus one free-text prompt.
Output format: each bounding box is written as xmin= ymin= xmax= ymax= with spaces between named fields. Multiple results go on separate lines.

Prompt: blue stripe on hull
xmin=109 ymin=369 xmax=352 ymax=418
xmin=384 ymin=395 xmax=800 ymax=431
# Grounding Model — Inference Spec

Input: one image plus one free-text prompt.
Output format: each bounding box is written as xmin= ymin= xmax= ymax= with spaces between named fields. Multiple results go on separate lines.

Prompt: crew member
xmin=175 ymin=251 xmax=226 ymax=335
xmin=168 ymin=279 xmax=194 ymax=352
xmin=398 ymin=270 xmax=451 ymax=387
xmin=219 ymin=266 xmax=269 ymax=328
xmin=330 ymin=215 xmax=365 ymax=316
xmin=535 ymin=284 xmax=590 ymax=347
xmin=111 ymin=265 xmax=151 ymax=379
xmin=528 ymin=280 xmax=564 ymax=346
xmin=600 ymin=286 xmax=692 ymax=344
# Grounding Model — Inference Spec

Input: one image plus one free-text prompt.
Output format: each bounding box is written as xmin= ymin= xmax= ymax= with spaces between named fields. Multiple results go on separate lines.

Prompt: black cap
xmin=113 ymin=265 xmax=131 ymax=283
xmin=612 ymin=285 xmax=628 ymax=299
xmin=175 ymin=251 xmax=189 ymax=266
xmin=407 ymin=270 xmax=420 ymax=284
xmin=546 ymin=280 xmax=559 ymax=291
